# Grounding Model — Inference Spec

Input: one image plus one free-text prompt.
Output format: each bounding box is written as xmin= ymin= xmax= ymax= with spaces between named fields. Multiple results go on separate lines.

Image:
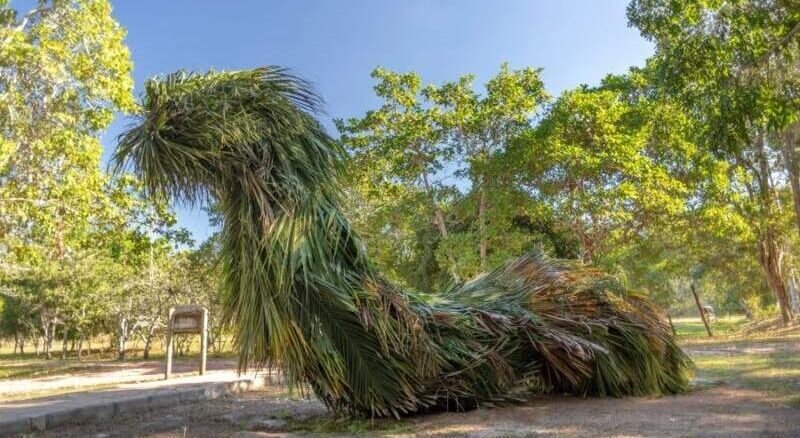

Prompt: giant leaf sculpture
xmin=114 ymin=67 xmax=690 ymax=417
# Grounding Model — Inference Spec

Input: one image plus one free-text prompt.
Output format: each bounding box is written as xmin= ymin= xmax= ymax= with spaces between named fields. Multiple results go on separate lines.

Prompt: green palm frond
xmin=114 ymin=67 xmax=691 ymax=418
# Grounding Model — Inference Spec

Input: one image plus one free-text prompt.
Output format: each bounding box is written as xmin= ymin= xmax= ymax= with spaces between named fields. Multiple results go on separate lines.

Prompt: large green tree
xmin=427 ymin=64 xmax=548 ymax=270
xmin=628 ymin=0 xmax=800 ymax=324
xmin=340 ymin=65 xmax=555 ymax=282
xmin=338 ymin=68 xmax=453 ymax=240
xmin=337 ymin=68 xmax=456 ymax=286
xmin=511 ymin=83 xmax=695 ymax=264
xmin=0 ymin=0 xmax=135 ymax=248
xmin=0 ymin=0 xmax=135 ymax=355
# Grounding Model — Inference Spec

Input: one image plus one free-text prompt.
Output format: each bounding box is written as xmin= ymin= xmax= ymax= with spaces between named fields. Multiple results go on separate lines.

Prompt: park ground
xmin=2 ymin=316 xmax=800 ymax=437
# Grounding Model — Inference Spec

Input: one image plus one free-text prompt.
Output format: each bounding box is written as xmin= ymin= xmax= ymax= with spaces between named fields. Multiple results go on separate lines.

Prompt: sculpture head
xmin=113 ymin=67 xmax=342 ymax=212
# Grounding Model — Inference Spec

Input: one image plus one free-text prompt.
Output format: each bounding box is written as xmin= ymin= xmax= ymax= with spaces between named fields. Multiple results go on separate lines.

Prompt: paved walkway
xmin=0 ymin=358 xmax=239 ymax=397
xmin=0 ymin=359 xmax=270 ymax=436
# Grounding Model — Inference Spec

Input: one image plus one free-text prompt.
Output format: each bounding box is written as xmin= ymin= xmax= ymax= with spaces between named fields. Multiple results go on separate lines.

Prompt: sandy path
xmin=403 ymin=387 xmax=800 ymax=437
xmin=0 ymin=358 xmax=238 ymax=399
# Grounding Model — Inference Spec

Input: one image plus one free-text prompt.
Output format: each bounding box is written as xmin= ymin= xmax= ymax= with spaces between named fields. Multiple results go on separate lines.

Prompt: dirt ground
xmin=19 ymin=323 xmax=800 ymax=438
xmin=31 ymin=384 xmax=800 ymax=438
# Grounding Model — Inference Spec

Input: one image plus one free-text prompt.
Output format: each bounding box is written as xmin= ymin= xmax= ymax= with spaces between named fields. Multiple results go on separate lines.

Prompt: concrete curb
xmin=1 ymin=376 xmax=267 ymax=436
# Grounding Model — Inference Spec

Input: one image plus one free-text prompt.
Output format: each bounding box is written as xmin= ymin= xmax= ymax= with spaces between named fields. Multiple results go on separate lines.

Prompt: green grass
xmin=673 ymin=315 xmax=800 ymax=406
xmin=692 ymin=350 xmax=800 ymax=390
xmin=672 ymin=315 xmax=749 ymax=340
xmin=690 ymin=345 xmax=800 ymax=405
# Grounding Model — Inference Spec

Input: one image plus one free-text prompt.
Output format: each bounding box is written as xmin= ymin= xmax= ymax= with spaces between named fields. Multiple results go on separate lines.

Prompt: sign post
xmin=164 ymin=305 xmax=208 ymax=379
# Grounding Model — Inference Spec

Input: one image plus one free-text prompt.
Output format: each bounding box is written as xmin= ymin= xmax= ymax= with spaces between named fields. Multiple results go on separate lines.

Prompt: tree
xmin=114 ymin=66 xmax=689 ymax=417
xmin=338 ymin=68 xmax=453 ymax=240
xmin=0 ymin=0 xmax=135 ymax=350
xmin=510 ymin=74 xmax=709 ymax=266
xmin=337 ymin=68 xmax=456 ymax=285
xmin=100 ymin=177 xmax=191 ymax=360
xmin=0 ymin=295 xmax=36 ymax=354
xmin=628 ymin=0 xmax=800 ymax=324
xmin=426 ymin=63 xmax=548 ymax=270
xmin=0 ymin=0 xmax=135 ymax=249
xmin=181 ymin=232 xmax=227 ymax=353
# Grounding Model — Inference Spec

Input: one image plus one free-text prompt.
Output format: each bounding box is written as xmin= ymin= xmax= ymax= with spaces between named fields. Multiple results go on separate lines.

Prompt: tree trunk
xmin=207 ymin=323 xmax=216 ymax=354
xmin=40 ymin=319 xmax=48 ymax=358
xmin=214 ymin=326 xmax=227 ymax=353
xmin=422 ymin=170 xmax=459 ymax=279
xmin=117 ymin=317 xmax=129 ymax=361
xmin=421 ymin=171 xmax=449 ymax=238
xmin=740 ymin=298 xmax=755 ymax=320
xmin=787 ymin=271 xmax=800 ymax=315
xmin=754 ymin=133 xmax=794 ymax=326
xmin=568 ymin=179 xmax=593 ymax=264
xmin=61 ymin=328 xmax=68 ymax=360
xmin=667 ymin=314 xmax=676 ymax=336
xmin=691 ymin=283 xmax=713 ymax=337
xmin=142 ymin=321 xmax=158 ymax=360
xmin=45 ymin=323 xmax=55 ymax=358
xmin=40 ymin=316 xmax=55 ymax=359
xmin=757 ymin=232 xmax=794 ymax=325
xmin=578 ymin=230 xmax=594 ymax=264
xmin=77 ymin=337 xmax=83 ymax=361
xmin=434 ymin=209 xmax=448 ymax=238
xmin=781 ymin=124 xmax=800 ymax=238
xmin=142 ymin=340 xmax=152 ymax=359
xmin=478 ymin=186 xmax=487 ymax=270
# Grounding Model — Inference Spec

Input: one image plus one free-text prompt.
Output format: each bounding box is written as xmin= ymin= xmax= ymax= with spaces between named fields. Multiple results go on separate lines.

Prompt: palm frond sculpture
xmin=114 ymin=67 xmax=690 ymax=417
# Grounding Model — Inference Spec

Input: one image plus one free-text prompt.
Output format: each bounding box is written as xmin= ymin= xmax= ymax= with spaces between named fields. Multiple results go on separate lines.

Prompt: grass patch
xmin=691 ymin=350 xmax=800 ymax=397
xmin=672 ymin=315 xmax=749 ymax=340
xmin=678 ymin=316 xmax=800 ymax=405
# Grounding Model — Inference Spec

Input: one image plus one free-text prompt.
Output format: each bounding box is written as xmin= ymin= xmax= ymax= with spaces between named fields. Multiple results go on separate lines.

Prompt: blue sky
xmin=98 ymin=0 xmax=653 ymax=244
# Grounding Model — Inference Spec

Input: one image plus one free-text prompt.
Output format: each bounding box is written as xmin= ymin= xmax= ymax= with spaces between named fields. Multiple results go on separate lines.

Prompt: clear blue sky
xmin=98 ymin=0 xmax=653 ymax=244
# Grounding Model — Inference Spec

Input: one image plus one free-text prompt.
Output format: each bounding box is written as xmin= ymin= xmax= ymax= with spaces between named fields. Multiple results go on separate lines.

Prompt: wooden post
xmin=691 ymin=283 xmax=713 ymax=337
xmin=667 ymin=313 xmax=677 ymax=336
xmin=165 ymin=307 xmax=175 ymax=379
xmin=200 ymin=307 xmax=208 ymax=375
